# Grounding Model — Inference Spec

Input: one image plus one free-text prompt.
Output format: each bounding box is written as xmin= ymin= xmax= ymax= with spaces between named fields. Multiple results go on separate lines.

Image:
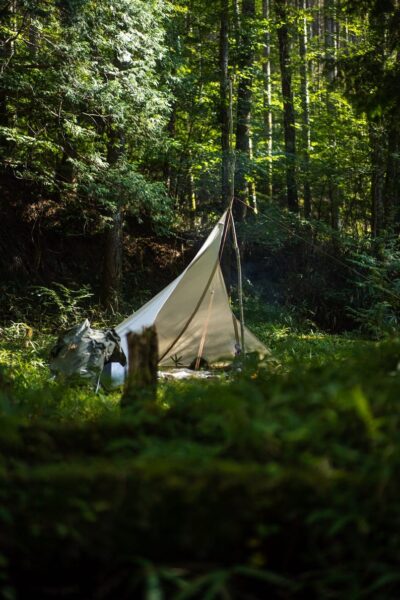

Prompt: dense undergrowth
xmin=1 ymin=309 xmax=400 ymax=599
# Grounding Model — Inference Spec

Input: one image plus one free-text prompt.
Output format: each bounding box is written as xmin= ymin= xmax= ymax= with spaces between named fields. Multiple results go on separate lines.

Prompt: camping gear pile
xmin=50 ymin=320 xmax=126 ymax=388
xmin=49 ymin=212 xmax=267 ymax=387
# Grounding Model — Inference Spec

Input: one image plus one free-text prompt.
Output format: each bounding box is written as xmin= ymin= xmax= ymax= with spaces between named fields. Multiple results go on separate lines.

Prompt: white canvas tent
xmin=108 ymin=211 xmax=267 ymax=385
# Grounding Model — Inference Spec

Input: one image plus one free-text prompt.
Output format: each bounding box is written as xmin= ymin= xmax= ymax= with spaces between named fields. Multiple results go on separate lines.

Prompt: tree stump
xmin=121 ymin=326 xmax=158 ymax=409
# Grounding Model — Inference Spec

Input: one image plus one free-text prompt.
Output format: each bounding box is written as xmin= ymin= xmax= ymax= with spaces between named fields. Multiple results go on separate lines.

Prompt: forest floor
xmin=0 ymin=306 xmax=368 ymax=421
xmin=1 ymin=307 xmax=399 ymax=598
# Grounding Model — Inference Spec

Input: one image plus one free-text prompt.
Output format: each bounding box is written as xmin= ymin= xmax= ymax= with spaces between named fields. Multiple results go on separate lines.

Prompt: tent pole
xmin=231 ymin=216 xmax=245 ymax=356
xmin=228 ymin=77 xmax=235 ymax=212
xmin=227 ymin=77 xmax=245 ymax=357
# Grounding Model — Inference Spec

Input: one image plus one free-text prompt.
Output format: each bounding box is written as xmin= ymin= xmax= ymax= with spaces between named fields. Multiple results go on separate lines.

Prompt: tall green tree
xmin=0 ymin=0 xmax=171 ymax=305
xmin=276 ymin=0 xmax=299 ymax=212
xmin=219 ymin=0 xmax=231 ymax=207
xmin=340 ymin=0 xmax=400 ymax=233
xmin=234 ymin=0 xmax=256 ymax=219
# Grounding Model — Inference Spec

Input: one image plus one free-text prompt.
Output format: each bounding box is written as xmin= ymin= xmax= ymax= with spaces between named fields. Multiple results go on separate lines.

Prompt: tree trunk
xmin=298 ymin=0 xmax=312 ymax=218
xmin=165 ymin=104 xmax=177 ymax=196
xmin=101 ymin=208 xmax=123 ymax=311
xmin=324 ymin=0 xmax=337 ymax=84
xmin=369 ymin=121 xmax=386 ymax=237
xmin=54 ymin=135 xmax=78 ymax=202
xmin=310 ymin=0 xmax=323 ymax=94
xmin=232 ymin=0 xmax=241 ymax=56
xmin=219 ymin=0 xmax=230 ymax=206
xmin=234 ymin=0 xmax=256 ymax=221
xmin=324 ymin=0 xmax=339 ymax=230
xmin=262 ymin=0 xmax=273 ymax=201
xmin=188 ymin=152 xmax=196 ymax=226
xmin=0 ymin=2 xmax=13 ymax=150
xmin=100 ymin=129 xmax=125 ymax=311
xmin=276 ymin=0 xmax=299 ymax=212
xmin=121 ymin=326 xmax=158 ymax=408
xmin=383 ymin=112 xmax=400 ymax=231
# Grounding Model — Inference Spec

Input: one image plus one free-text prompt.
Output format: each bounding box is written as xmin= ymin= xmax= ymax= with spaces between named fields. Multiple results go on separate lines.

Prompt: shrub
xmin=1 ymin=337 xmax=400 ymax=597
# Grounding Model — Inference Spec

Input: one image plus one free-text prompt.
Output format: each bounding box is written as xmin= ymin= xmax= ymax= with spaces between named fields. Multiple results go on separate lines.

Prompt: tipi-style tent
xmin=109 ymin=211 xmax=267 ymax=385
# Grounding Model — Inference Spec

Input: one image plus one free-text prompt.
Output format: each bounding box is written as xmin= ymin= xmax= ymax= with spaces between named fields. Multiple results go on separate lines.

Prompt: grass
xmin=0 ymin=303 xmax=366 ymax=421
xmin=1 ymin=306 xmax=400 ymax=598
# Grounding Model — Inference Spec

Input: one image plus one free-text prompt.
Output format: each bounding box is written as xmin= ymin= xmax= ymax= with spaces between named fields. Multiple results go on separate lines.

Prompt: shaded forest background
xmin=2 ymin=3 xmax=400 ymax=598
xmin=1 ymin=0 xmax=400 ymax=334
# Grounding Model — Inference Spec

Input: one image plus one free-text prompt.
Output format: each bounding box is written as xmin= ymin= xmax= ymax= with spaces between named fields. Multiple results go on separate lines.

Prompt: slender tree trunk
xmin=54 ymin=135 xmax=78 ymax=202
xmin=100 ymin=130 xmax=125 ymax=311
xmin=164 ymin=105 xmax=177 ymax=196
xmin=383 ymin=112 xmax=400 ymax=230
xmin=369 ymin=121 xmax=386 ymax=237
xmin=262 ymin=0 xmax=273 ymax=201
xmin=188 ymin=151 xmax=196 ymax=226
xmin=220 ymin=0 xmax=230 ymax=206
xmin=324 ymin=0 xmax=337 ymax=84
xmin=298 ymin=0 xmax=312 ymax=218
xmin=276 ymin=0 xmax=299 ymax=212
xmin=311 ymin=0 xmax=323 ymax=93
xmin=0 ymin=2 xmax=13 ymax=153
xmin=324 ymin=0 xmax=339 ymax=230
xmin=232 ymin=0 xmax=241 ymax=57
xmin=101 ymin=209 xmax=123 ymax=311
xmin=234 ymin=0 xmax=256 ymax=221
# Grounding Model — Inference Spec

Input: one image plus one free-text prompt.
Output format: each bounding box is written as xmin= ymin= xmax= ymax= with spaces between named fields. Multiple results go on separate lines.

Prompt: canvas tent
xmin=108 ymin=211 xmax=267 ymax=385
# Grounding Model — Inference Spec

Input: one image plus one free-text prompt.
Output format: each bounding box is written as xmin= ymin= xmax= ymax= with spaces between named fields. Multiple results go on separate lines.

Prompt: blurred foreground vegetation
xmin=1 ymin=309 xmax=400 ymax=599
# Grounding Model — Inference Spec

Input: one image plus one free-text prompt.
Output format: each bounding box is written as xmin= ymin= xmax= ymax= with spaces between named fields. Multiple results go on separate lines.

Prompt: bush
xmin=241 ymin=209 xmax=400 ymax=336
xmin=1 ymin=337 xmax=400 ymax=597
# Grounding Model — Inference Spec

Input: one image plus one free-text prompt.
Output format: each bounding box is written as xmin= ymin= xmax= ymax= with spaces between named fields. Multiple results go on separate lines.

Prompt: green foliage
xmin=0 ymin=0 xmax=170 ymax=221
xmin=1 ymin=320 xmax=400 ymax=597
xmin=32 ymin=283 xmax=93 ymax=328
xmin=1 ymin=0 xmax=400 ymax=593
xmin=80 ymin=161 xmax=173 ymax=232
xmin=347 ymin=242 xmax=400 ymax=337
xmin=240 ymin=208 xmax=400 ymax=334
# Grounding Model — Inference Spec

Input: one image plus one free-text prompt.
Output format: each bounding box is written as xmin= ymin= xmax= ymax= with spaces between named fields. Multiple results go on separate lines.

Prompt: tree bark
xmin=324 ymin=0 xmax=337 ymax=84
xmin=234 ymin=0 xmax=256 ymax=221
xmin=100 ymin=129 xmax=125 ymax=311
xmin=0 ymin=2 xmax=14 ymax=148
xmin=101 ymin=208 xmax=123 ymax=311
xmin=383 ymin=112 xmax=400 ymax=231
xmin=262 ymin=0 xmax=273 ymax=201
xmin=164 ymin=104 xmax=177 ymax=196
xmin=188 ymin=151 xmax=196 ymax=226
xmin=121 ymin=326 xmax=158 ymax=408
xmin=298 ymin=0 xmax=312 ymax=218
xmin=219 ymin=0 xmax=230 ymax=206
xmin=369 ymin=121 xmax=386 ymax=237
xmin=324 ymin=0 xmax=339 ymax=230
xmin=276 ymin=0 xmax=299 ymax=212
